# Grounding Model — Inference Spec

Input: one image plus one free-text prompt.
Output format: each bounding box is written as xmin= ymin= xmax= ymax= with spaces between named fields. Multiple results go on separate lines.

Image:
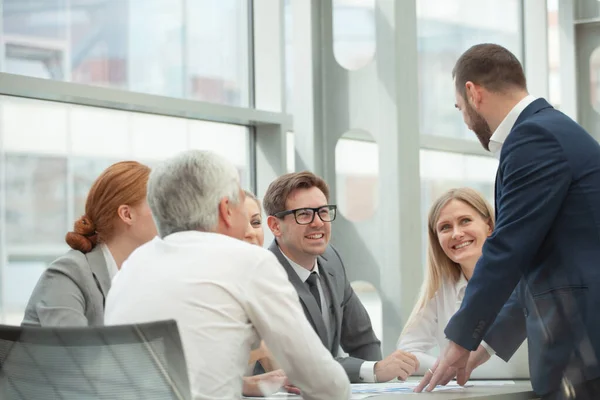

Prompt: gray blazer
xmin=22 ymin=245 xmax=111 ymax=327
xmin=269 ymin=240 xmax=382 ymax=382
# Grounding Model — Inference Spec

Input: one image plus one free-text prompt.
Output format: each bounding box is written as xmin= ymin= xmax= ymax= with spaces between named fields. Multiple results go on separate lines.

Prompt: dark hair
xmin=452 ymin=43 xmax=527 ymax=100
xmin=263 ymin=171 xmax=330 ymax=216
xmin=65 ymin=161 xmax=151 ymax=253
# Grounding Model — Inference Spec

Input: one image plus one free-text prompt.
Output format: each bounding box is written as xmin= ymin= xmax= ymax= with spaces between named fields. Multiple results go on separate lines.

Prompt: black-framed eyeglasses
xmin=273 ymin=205 xmax=337 ymax=225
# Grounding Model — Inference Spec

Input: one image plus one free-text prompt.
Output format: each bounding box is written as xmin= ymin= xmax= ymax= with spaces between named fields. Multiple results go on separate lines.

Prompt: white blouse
xmin=100 ymin=243 xmax=118 ymax=280
xmin=397 ymin=274 xmax=529 ymax=378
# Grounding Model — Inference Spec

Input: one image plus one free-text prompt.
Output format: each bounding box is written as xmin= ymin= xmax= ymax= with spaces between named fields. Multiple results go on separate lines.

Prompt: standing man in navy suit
xmin=416 ymin=43 xmax=600 ymax=399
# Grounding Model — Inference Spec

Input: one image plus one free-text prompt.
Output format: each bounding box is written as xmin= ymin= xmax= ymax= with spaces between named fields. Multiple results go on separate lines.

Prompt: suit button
xmin=523 ymin=308 xmax=528 ymax=317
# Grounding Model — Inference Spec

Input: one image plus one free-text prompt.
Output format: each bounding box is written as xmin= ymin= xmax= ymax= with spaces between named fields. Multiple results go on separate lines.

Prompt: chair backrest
xmin=0 ymin=320 xmax=191 ymax=400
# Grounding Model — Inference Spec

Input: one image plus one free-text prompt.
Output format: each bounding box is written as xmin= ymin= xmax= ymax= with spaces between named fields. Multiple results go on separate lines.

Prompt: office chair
xmin=0 ymin=320 xmax=191 ymax=400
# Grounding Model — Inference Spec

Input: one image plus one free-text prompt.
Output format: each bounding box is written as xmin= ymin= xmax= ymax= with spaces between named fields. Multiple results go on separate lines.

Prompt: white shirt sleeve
xmin=358 ymin=361 xmax=377 ymax=382
xmin=481 ymin=340 xmax=496 ymax=356
xmin=396 ymin=294 xmax=439 ymax=374
xmin=244 ymin=252 xmax=350 ymax=400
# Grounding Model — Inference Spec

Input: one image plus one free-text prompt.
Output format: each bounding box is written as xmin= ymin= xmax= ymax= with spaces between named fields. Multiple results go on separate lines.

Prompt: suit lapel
xmin=493 ymin=99 xmax=552 ymax=227
xmin=86 ymin=245 xmax=111 ymax=308
xmin=317 ymin=254 xmax=341 ymax=351
xmin=268 ymin=241 xmax=329 ymax=347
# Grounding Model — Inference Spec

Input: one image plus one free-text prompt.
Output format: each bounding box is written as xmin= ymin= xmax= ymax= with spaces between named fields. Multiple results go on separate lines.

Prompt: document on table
xmin=243 ymin=381 xmax=517 ymax=398
xmin=351 ymin=380 xmax=515 ymax=394
xmin=351 ymin=381 xmax=465 ymax=394
xmin=243 ymin=393 xmax=373 ymax=400
xmin=468 ymin=380 xmax=515 ymax=386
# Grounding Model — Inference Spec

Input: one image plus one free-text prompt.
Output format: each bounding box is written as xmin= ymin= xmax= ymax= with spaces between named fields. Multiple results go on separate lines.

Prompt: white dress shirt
xmin=488 ymin=94 xmax=537 ymax=159
xmin=282 ymin=252 xmax=377 ymax=383
xmin=283 ymin=255 xmax=332 ymax=336
xmin=100 ymin=243 xmax=118 ymax=280
xmin=397 ymin=274 xmax=528 ymax=377
xmin=104 ymin=231 xmax=350 ymax=400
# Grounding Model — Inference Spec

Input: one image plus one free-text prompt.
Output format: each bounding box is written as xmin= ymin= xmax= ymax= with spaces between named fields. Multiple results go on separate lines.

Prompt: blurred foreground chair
xmin=0 ymin=320 xmax=190 ymax=400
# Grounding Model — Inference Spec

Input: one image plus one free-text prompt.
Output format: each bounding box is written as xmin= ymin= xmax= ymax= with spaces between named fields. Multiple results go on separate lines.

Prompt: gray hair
xmin=147 ymin=150 xmax=241 ymax=238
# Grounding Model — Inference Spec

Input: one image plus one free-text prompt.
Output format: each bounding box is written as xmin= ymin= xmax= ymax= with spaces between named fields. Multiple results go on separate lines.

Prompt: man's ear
xmin=465 ymin=81 xmax=482 ymax=109
xmin=117 ymin=205 xmax=134 ymax=226
xmin=267 ymin=215 xmax=281 ymax=237
xmin=218 ymin=197 xmax=233 ymax=228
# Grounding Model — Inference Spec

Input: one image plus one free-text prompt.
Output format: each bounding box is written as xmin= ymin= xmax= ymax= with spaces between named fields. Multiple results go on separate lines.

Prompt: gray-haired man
xmin=105 ymin=150 xmax=350 ymax=400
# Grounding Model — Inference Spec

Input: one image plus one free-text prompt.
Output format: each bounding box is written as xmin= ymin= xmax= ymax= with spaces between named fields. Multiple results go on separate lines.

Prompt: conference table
xmin=251 ymin=379 xmax=537 ymax=399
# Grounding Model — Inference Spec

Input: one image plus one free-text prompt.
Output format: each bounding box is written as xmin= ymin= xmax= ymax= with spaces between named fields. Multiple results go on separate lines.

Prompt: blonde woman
xmin=242 ymin=190 xmax=297 ymax=396
xmin=243 ymin=190 xmax=265 ymax=247
xmin=397 ymin=188 xmax=527 ymax=377
xmin=243 ymin=190 xmax=277 ymax=371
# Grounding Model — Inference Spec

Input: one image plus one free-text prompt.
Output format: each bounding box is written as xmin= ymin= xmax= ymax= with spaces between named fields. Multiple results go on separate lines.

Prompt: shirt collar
xmin=100 ymin=243 xmax=119 ymax=280
xmin=455 ymin=273 xmax=469 ymax=301
xmin=279 ymin=247 xmax=319 ymax=283
xmin=488 ymin=94 xmax=537 ymax=159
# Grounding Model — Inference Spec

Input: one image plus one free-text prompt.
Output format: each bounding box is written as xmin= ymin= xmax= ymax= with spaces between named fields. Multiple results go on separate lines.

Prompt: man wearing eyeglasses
xmin=262 ymin=171 xmax=419 ymax=384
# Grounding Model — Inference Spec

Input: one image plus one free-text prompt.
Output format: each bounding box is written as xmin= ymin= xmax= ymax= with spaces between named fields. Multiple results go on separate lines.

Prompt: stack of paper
xmin=351 ymin=381 xmax=466 ymax=394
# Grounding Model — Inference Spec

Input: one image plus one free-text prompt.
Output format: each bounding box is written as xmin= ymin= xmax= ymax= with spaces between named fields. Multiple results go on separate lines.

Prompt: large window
xmin=285 ymin=0 xmax=522 ymax=139
xmin=417 ymin=0 xmax=522 ymax=139
xmin=2 ymin=0 xmax=249 ymax=105
xmin=0 ymin=95 xmax=250 ymax=323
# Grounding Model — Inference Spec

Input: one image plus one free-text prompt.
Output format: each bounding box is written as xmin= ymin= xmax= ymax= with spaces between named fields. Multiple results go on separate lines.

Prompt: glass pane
xmin=186 ymin=0 xmax=249 ymax=106
xmin=72 ymin=158 xmax=120 ymax=220
xmin=5 ymin=155 xmax=68 ymax=245
xmin=2 ymin=97 xmax=68 ymax=155
xmin=126 ymin=0 xmax=184 ymax=97
xmin=0 ymin=95 xmax=254 ymax=324
xmin=2 ymin=0 xmax=249 ymax=106
xmin=547 ymin=0 xmax=561 ymax=109
xmin=335 ymin=134 xmax=379 ymax=222
xmin=417 ymin=0 xmax=522 ymax=139
xmin=332 ymin=0 xmax=376 ymax=71
xmin=420 ymin=150 xmax=498 ymax=263
xmin=3 ymin=0 xmax=67 ymax=80
xmin=3 ymin=259 xmax=51 ymax=326
xmin=188 ymin=120 xmax=250 ymax=190
xmin=575 ymin=0 xmax=600 ymax=20
xmin=591 ymin=48 xmax=600 ymax=114
xmin=287 ymin=131 xmax=295 ymax=173
xmin=70 ymin=104 xmax=131 ymax=158
xmin=284 ymin=0 xmax=293 ymax=112
xmin=130 ymin=113 xmax=188 ymax=161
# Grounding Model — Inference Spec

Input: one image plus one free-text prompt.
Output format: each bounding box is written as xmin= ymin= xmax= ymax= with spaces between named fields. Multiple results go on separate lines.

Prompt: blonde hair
xmin=244 ymin=190 xmax=261 ymax=209
xmin=402 ymin=187 xmax=495 ymax=334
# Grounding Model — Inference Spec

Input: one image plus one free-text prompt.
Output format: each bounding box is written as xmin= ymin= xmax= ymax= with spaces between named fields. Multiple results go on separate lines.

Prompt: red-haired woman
xmin=22 ymin=161 xmax=157 ymax=326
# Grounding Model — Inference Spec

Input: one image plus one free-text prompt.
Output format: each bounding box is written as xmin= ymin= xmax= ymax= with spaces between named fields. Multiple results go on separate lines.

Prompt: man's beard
xmin=465 ymin=103 xmax=492 ymax=151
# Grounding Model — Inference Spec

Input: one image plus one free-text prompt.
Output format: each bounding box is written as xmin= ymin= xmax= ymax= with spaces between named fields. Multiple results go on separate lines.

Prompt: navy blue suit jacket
xmin=445 ymin=98 xmax=600 ymax=396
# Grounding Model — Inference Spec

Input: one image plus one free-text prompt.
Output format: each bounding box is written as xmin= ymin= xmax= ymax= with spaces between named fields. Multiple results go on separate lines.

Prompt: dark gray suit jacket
xmin=22 ymin=245 xmax=111 ymax=327
xmin=269 ymin=240 xmax=382 ymax=382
